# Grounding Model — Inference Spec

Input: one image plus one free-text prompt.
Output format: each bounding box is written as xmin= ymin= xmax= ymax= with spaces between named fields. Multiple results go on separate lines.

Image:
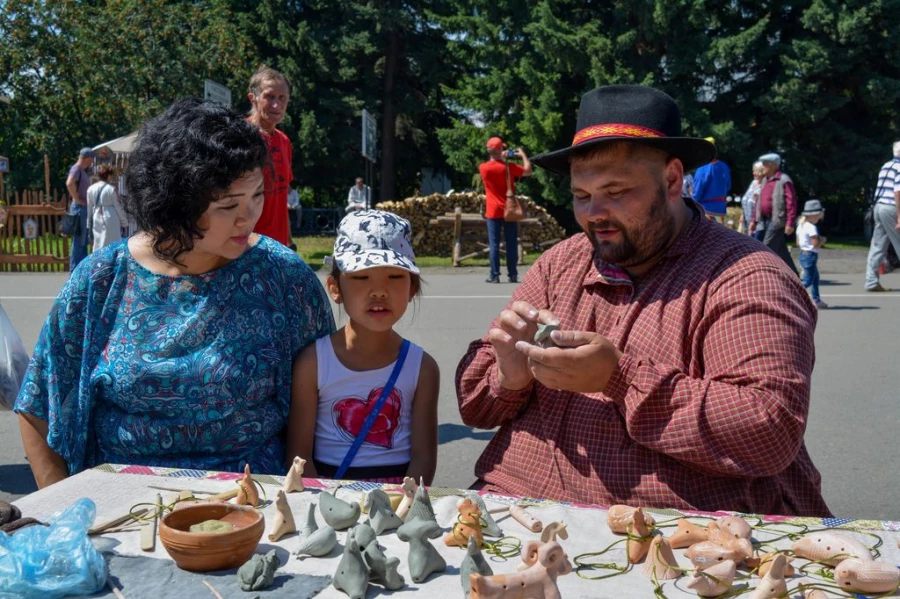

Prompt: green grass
xmin=292 ymin=235 xmax=543 ymax=270
xmin=821 ymin=237 xmax=869 ymax=251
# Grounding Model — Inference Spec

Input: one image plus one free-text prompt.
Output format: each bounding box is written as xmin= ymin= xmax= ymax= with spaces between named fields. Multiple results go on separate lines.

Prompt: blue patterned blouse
xmin=15 ymin=237 xmax=334 ymax=475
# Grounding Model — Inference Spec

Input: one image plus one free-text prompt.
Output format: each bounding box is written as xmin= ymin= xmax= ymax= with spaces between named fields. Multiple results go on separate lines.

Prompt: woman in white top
xmin=86 ymin=164 xmax=128 ymax=250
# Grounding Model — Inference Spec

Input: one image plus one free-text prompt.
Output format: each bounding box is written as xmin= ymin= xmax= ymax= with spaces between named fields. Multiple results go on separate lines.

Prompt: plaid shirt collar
xmin=584 ymin=199 xmax=703 ymax=288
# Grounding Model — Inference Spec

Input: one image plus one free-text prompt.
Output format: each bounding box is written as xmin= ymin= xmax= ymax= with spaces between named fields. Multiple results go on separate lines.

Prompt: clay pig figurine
xmin=469 ymin=540 xmax=572 ymax=599
xmin=685 ymin=559 xmax=737 ymax=597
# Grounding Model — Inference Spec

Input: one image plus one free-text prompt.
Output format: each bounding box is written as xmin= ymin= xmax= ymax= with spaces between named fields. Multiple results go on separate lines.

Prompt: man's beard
xmin=586 ymin=184 xmax=676 ymax=268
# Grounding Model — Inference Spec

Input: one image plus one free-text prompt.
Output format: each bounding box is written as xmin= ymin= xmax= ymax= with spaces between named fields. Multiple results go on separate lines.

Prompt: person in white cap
xmin=65 ymin=146 xmax=95 ymax=270
xmin=864 ymin=141 xmax=900 ymax=291
xmin=287 ymin=209 xmax=440 ymax=484
xmin=796 ymin=199 xmax=828 ymax=308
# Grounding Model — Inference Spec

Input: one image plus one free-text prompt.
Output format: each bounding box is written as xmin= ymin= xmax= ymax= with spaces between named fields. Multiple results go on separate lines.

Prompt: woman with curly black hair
xmin=15 ymin=98 xmax=335 ymax=487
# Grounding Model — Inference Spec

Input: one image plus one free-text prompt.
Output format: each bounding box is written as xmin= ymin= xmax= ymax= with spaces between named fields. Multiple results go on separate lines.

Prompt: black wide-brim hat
xmin=532 ymin=85 xmax=716 ymax=175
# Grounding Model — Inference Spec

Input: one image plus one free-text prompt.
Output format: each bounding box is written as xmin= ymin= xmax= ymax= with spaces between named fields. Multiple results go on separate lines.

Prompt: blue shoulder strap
xmin=334 ymin=339 xmax=411 ymax=480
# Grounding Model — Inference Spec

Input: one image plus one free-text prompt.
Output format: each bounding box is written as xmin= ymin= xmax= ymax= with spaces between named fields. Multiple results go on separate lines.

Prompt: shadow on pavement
xmin=820 ymin=280 xmax=851 ymax=286
xmin=822 ymin=306 xmax=880 ymax=311
xmin=439 ymin=423 xmax=494 ymax=445
xmin=0 ymin=463 xmax=37 ymax=495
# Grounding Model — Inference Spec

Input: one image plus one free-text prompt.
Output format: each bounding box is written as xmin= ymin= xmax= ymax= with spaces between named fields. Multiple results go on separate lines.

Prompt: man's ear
xmin=665 ymin=157 xmax=685 ymax=202
xmin=246 ymin=92 xmax=256 ymax=106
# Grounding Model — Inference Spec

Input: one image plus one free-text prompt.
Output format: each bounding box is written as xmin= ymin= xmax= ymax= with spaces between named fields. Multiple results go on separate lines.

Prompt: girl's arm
xmin=285 ymin=343 xmax=321 ymax=478
xmin=811 ymin=233 xmax=826 ymax=248
xmin=406 ymin=352 xmax=440 ymax=485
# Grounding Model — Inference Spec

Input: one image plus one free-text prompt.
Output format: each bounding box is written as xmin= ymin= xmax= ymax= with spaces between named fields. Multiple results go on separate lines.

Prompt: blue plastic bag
xmin=0 ymin=498 xmax=107 ymax=598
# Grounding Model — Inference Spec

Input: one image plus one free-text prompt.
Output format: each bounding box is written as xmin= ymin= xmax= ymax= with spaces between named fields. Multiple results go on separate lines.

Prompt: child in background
xmin=287 ymin=210 xmax=439 ymax=484
xmin=797 ymin=199 xmax=828 ymax=309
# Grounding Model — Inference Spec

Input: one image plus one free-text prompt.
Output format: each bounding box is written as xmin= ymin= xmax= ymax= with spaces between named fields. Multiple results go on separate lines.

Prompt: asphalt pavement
xmin=1 ymin=249 xmax=898 ymax=520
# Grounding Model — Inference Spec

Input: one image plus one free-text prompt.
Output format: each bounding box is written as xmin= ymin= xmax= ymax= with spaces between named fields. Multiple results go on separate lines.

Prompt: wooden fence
xmin=0 ymin=189 xmax=70 ymax=272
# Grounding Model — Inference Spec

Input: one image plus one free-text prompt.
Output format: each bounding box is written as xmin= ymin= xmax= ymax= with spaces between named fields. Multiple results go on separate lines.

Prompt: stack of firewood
xmin=377 ymin=192 xmax=566 ymax=258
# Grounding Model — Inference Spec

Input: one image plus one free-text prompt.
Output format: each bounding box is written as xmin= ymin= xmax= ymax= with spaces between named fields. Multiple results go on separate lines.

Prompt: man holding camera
xmin=479 ymin=137 xmax=533 ymax=283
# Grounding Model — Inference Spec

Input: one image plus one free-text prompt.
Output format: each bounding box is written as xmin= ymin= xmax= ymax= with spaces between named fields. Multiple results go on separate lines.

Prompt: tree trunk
xmin=380 ymin=25 xmax=399 ymax=203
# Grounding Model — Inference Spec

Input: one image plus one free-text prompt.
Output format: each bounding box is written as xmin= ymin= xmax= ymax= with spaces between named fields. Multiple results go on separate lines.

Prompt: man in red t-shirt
xmin=247 ymin=66 xmax=293 ymax=247
xmin=478 ymin=137 xmax=533 ymax=283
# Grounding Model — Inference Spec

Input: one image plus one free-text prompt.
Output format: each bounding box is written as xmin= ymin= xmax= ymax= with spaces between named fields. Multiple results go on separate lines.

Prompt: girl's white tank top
xmin=314 ymin=336 xmax=423 ymax=468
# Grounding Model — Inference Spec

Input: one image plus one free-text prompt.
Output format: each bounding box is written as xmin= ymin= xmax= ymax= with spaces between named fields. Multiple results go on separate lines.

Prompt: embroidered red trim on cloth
xmin=572 ymin=124 xmax=665 ymax=146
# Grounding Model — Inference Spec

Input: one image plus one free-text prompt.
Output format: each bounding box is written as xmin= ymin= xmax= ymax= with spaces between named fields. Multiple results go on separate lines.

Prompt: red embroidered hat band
xmin=572 ymin=123 xmax=665 ymax=146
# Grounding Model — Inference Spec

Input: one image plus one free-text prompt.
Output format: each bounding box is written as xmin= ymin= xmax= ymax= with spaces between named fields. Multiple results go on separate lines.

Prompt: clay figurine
xmin=747 ymin=553 xmax=787 ymax=599
xmin=746 ymin=551 xmax=795 ymax=578
xmin=268 ymin=489 xmax=297 ymax=542
xmin=236 ymin=463 xmax=260 ymax=506
xmin=237 ymin=549 xmax=280 ymax=591
xmin=642 ymin=534 xmax=681 ymax=580
xmin=466 ymin=491 xmax=503 ymax=537
xmin=365 ymin=489 xmax=403 ymax=535
xmin=444 ymin=497 xmax=484 ymax=548
xmin=685 ymin=559 xmax=737 ymax=597
xmin=404 ymin=477 xmax=437 ymax=524
xmin=509 ymin=505 xmax=542 ymax=533
xmin=333 ymin=538 xmax=369 ymax=599
xmin=396 ymin=516 xmax=447 ymax=583
xmin=320 ymin=488 xmax=361 ymax=531
xmin=534 ymin=323 xmax=560 ymax=348
xmin=396 ymin=477 xmax=418 ymax=520
xmin=792 ymin=531 xmax=873 ymax=566
xmin=541 ymin=521 xmax=569 ymax=543
xmin=715 ymin=516 xmax=752 ymax=540
xmin=685 ymin=540 xmax=752 ymax=568
xmin=803 ymin=590 xmax=829 ymax=599
xmin=283 ymin=456 xmax=306 ymax=493
xmin=461 ymin=535 xmax=493 ymax=598
xmin=363 ymin=540 xmax=406 ymax=590
xmin=626 ymin=507 xmax=653 ymax=564
xmin=705 ymin=522 xmax=753 ymax=560
xmin=469 ymin=540 xmax=572 ymax=599
xmin=668 ymin=518 xmax=710 ymax=549
xmin=295 ymin=503 xmax=337 ymax=558
xmin=834 ymin=557 xmax=900 ymax=594
xmin=351 ymin=522 xmax=378 ymax=551
xmin=606 ymin=504 xmax=657 ymax=535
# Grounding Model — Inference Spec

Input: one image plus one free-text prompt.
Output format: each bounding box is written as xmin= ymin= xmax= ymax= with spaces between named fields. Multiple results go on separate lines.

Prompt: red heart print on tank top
xmin=333 ymin=387 xmax=402 ymax=449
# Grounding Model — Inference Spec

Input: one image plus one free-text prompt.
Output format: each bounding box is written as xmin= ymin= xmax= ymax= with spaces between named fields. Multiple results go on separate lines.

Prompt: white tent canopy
xmin=93 ymin=132 xmax=138 ymax=154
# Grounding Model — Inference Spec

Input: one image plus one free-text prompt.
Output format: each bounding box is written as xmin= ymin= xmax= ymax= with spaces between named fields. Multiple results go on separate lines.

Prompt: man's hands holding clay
xmin=488 ymin=301 xmax=624 ymax=393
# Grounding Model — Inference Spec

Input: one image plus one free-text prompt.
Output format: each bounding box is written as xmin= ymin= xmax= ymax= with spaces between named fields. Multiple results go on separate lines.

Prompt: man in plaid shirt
xmin=455 ymin=86 xmax=829 ymax=516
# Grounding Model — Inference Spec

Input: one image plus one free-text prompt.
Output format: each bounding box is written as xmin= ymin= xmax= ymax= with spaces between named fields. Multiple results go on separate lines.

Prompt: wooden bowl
xmin=158 ymin=502 xmax=265 ymax=572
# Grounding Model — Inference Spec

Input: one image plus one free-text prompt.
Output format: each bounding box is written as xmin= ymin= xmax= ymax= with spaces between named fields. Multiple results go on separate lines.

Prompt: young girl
xmin=287 ymin=210 xmax=439 ymax=484
xmin=797 ymin=199 xmax=828 ymax=309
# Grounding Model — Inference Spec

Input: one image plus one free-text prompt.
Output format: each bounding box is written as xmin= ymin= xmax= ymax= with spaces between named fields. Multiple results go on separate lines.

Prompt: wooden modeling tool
xmin=140 ymin=493 xmax=161 ymax=551
xmin=89 ymin=507 xmax=150 ymax=536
